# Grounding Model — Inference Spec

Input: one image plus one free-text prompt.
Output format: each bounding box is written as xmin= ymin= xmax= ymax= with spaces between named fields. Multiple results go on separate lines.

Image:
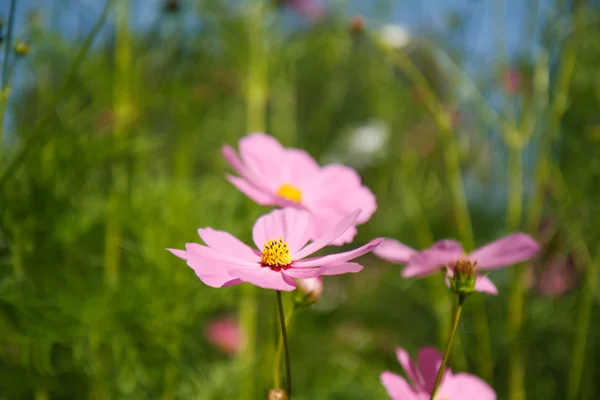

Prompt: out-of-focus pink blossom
xmin=222 ymin=133 xmax=377 ymax=245
xmin=205 ymin=317 xmax=245 ymax=355
xmin=287 ymin=0 xmax=327 ymax=20
xmin=536 ymin=255 xmax=577 ymax=297
xmin=503 ymin=68 xmax=521 ymax=95
xmin=380 ymin=346 xmax=496 ymax=400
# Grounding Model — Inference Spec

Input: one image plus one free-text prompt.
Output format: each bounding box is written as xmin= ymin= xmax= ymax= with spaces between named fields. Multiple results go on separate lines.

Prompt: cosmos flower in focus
xmin=374 ymin=234 xmax=540 ymax=295
xmin=380 ymin=346 xmax=496 ymax=400
xmin=168 ymin=208 xmax=381 ymax=291
xmin=222 ymin=133 xmax=377 ymax=245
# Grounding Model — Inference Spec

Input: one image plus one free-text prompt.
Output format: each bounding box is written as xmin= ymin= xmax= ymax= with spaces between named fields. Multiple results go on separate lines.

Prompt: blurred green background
xmin=0 ymin=0 xmax=599 ymax=398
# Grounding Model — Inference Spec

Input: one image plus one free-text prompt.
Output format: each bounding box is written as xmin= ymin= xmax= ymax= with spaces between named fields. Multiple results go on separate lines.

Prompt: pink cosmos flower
xmin=380 ymin=346 xmax=496 ymax=400
xmin=168 ymin=207 xmax=382 ymax=291
xmin=503 ymin=68 xmax=521 ymax=95
xmin=205 ymin=317 xmax=244 ymax=355
xmin=373 ymin=233 xmax=540 ymax=295
xmin=286 ymin=0 xmax=327 ymax=20
xmin=536 ymin=255 xmax=577 ymax=297
xmin=222 ymin=133 xmax=377 ymax=246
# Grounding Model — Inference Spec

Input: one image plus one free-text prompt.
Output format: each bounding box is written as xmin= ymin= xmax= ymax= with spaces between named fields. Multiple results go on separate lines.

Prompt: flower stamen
xmin=277 ymin=184 xmax=302 ymax=203
xmin=261 ymin=238 xmax=292 ymax=271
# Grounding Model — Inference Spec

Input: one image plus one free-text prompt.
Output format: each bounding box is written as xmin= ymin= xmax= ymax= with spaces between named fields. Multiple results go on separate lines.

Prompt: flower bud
xmin=449 ymin=259 xmax=477 ymax=301
xmin=14 ymin=41 xmax=30 ymax=57
xmin=267 ymin=388 xmax=287 ymax=400
xmin=350 ymin=15 xmax=365 ymax=33
xmin=295 ymin=277 xmax=323 ymax=306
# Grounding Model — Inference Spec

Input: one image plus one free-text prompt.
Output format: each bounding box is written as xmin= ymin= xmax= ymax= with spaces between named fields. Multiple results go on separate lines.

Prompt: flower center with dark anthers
xmin=277 ymin=183 xmax=302 ymax=203
xmin=261 ymin=238 xmax=292 ymax=271
xmin=452 ymin=259 xmax=477 ymax=277
xmin=449 ymin=259 xmax=477 ymax=299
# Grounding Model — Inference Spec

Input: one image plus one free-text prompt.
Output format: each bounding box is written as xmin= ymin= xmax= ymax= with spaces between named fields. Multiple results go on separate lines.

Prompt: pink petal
xmin=292 ymin=210 xmax=361 ymax=260
xmin=251 ymin=208 xmax=312 ymax=253
xmin=417 ymin=346 xmax=444 ymax=394
xmin=304 ymin=164 xmax=377 ymax=225
xmin=307 ymin=210 xmax=358 ymax=246
xmin=395 ymin=348 xmax=423 ymax=389
xmin=229 ymin=267 xmax=297 ymax=291
xmin=186 ymin=243 xmax=256 ymax=266
xmin=293 ymin=238 xmax=382 ymax=267
xmin=222 ymin=145 xmax=249 ymax=179
xmin=402 ymin=240 xmax=464 ymax=278
xmin=319 ymin=262 xmax=363 ymax=275
xmin=374 ymin=239 xmax=418 ymax=264
xmin=238 ymin=133 xmax=286 ymax=190
xmin=380 ymin=371 xmax=422 ymax=400
xmin=185 ymin=257 xmax=246 ymax=288
xmin=279 ymin=148 xmax=321 ymax=187
xmin=225 ymin=175 xmax=276 ymax=206
xmin=197 ymin=228 xmax=258 ymax=262
xmin=167 ymin=248 xmax=187 ymax=260
xmin=475 ymin=274 xmax=499 ymax=295
xmin=435 ymin=373 xmax=496 ymax=400
xmin=282 ymin=267 xmax=323 ymax=279
xmin=469 ymin=233 xmax=540 ymax=270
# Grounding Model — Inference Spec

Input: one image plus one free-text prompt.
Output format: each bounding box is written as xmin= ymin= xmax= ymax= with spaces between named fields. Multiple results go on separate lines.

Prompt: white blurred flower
xmin=379 ymin=24 xmax=411 ymax=49
xmin=348 ymin=121 xmax=390 ymax=156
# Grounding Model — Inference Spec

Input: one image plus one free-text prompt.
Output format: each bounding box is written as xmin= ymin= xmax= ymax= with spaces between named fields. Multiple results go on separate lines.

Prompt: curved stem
xmin=430 ymin=298 xmax=464 ymax=400
xmin=274 ymin=306 xmax=295 ymax=390
xmin=276 ymin=291 xmax=292 ymax=398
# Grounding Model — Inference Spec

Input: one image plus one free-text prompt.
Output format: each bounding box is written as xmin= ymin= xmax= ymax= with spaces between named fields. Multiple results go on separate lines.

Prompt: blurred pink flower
xmin=536 ymin=255 xmax=577 ymax=297
xmin=374 ymin=234 xmax=540 ymax=295
xmin=296 ymin=276 xmax=323 ymax=301
xmin=503 ymin=68 xmax=521 ymax=95
xmin=286 ymin=0 xmax=327 ymax=20
xmin=222 ymin=133 xmax=377 ymax=245
xmin=380 ymin=346 xmax=496 ymax=400
xmin=168 ymin=208 xmax=381 ymax=291
xmin=205 ymin=317 xmax=244 ymax=355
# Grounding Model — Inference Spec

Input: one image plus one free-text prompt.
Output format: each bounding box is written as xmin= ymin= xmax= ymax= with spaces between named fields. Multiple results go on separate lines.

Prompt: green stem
xmin=0 ymin=0 xmax=17 ymax=163
xmin=506 ymin=147 xmax=525 ymax=400
xmin=34 ymin=390 xmax=49 ymax=400
xmin=104 ymin=0 xmax=131 ymax=289
xmin=430 ymin=298 xmax=464 ymax=400
xmin=440 ymin=132 xmax=493 ymax=381
xmin=375 ymin=35 xmax=492 ymax=378
xmin=276 ymin=291 xmax=292 ymax=398
xmin=0 ymin=0 xmax=115 ymax=188
xmin=274 ymin=305 xmax=295 ymax=389
xmin=239 ymin=3 xmax=268 ymax=399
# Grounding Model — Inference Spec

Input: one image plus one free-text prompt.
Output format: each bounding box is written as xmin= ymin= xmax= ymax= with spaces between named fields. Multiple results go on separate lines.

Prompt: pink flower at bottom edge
xmin=205 ymin=317 xmax=244 ymax=355
xmin=222 ymin=133 xmax=377 ymax=245
xmin=373 ymin=234 xmax=540 ymax=295
xmin=380 ymin=346 xmax=495 ymax=400
xmin=168 ymin=207 xmax=382 ymax=291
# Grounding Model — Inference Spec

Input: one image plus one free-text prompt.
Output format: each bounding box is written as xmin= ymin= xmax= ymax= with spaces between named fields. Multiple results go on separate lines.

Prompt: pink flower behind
xmin=380 ymin=346 xmax=496 ymax=400
xmin=168 ymin=207 xmax=382 ymax=291
xmin=286 ymin=0 xmax=327 ymax=20
xmin=503 ymin=68 xmax=521 ymax=95
xmin=222 ymin=133 xmax=377 ymax=245
xmin=205 ymin=317 xmax=244 ymax=355
xmin=536 ymin=255 xmax=577 ymax=297
xmin=374 ymin=234 xmax=540 ymax=295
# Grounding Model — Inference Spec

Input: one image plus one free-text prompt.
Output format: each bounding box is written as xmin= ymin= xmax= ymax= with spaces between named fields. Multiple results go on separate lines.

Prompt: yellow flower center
xmin=277 ymin=183 xmax=302 ymax=203
xmin=261 ymin=238 xmax=292 ymax=271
